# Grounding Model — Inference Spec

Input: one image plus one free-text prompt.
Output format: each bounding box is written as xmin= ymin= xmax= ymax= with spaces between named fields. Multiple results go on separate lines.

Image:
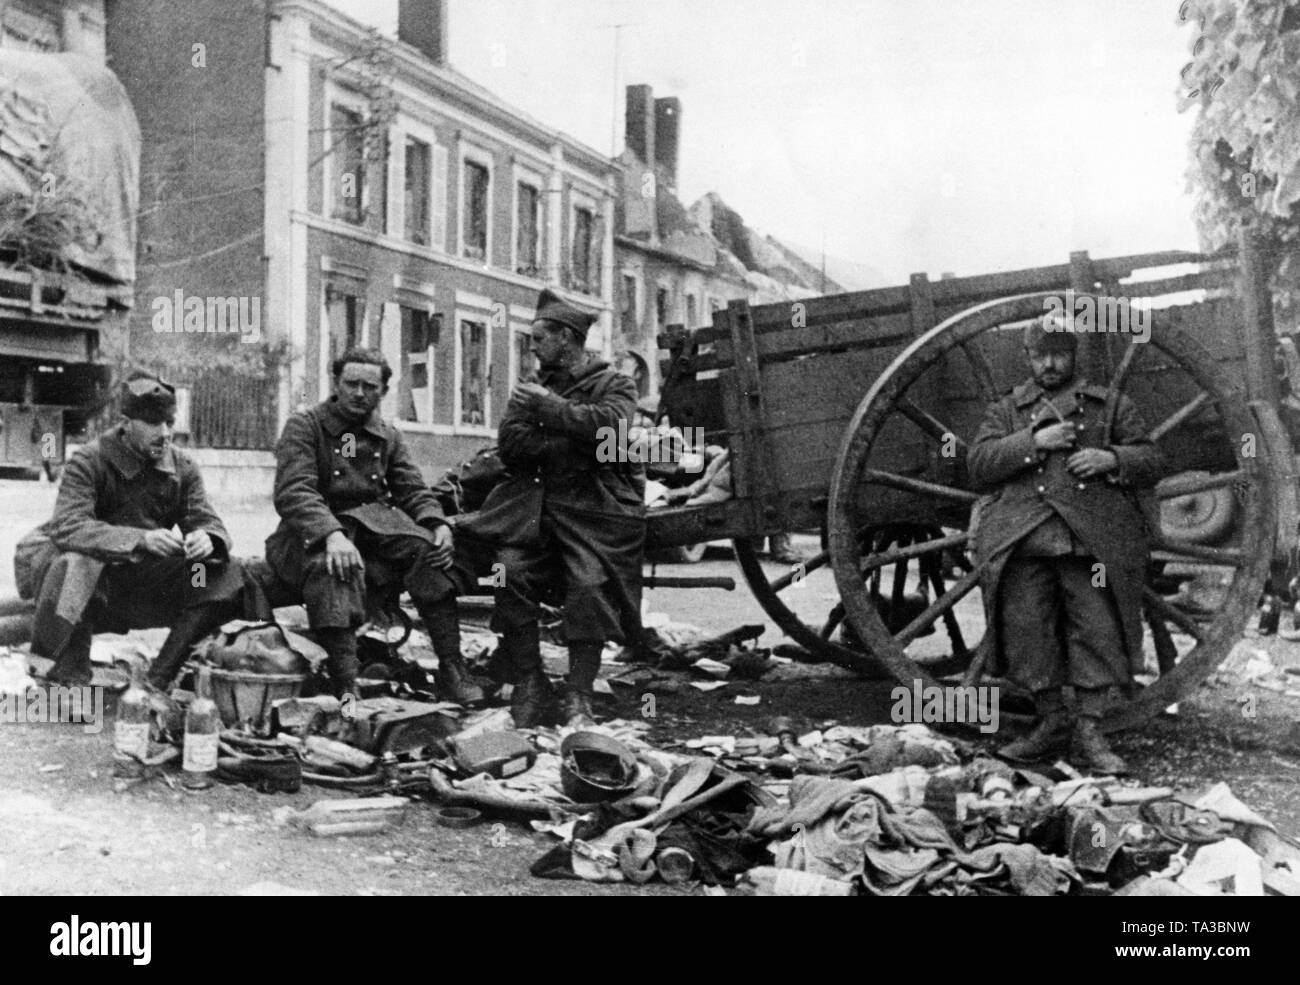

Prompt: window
xmin=1 ymin=2 xmax=60 ymax=52
xmin=570 ymin=206 xmax=595 ymax=294
xmin=330 ymin=103 xmax=367 ymax=225
xmin=326 ymin=288 xmax=365 ymax=367
xmin=404 ymin=137 xmax=431 ymax=245
xmin=686 ymin=294 xmax=698 ymax=330
xmin=516 ymin=181 xmax=542 ymax=276
xmin=656 ymin=287 xmax=669 ymax=329
xmin=459 ymin=318 xmax=489 ymax=426
xmin=621 ymin=273 xmax=639 ymax=338
xmin=462 ymin=160 xmax=489 ymax=262
xmin=398 ymin=307 xmax=441 ymax=424
xmin=513 ymin=326 xmax=537 ymax=385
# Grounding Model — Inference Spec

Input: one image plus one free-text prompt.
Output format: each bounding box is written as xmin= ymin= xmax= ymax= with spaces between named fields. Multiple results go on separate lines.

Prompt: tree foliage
xmin=1183 ymin=0 xmax=1300 ymax=326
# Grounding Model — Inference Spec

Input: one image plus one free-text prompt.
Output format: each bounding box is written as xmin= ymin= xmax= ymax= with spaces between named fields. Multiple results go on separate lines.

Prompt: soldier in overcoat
xmin=968 ymin=312 xmax=1167 ymax=773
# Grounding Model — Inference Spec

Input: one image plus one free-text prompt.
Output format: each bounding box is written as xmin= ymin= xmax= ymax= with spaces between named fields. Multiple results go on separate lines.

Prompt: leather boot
xmin=315 ymin=627 xmax=359 ymax=698
xmin=1071 ymin=717 xmax=1129 ymax=775
xmin=148 ymin=601 xmax=231 ymax=691
xmin=46 ymin=622 xmax=93 ymax=687
xmin=511 ymin=670 xmax=554 ymax=729
xmin=562 ymin=643 xmax=602 ymax=728
xmin=438 ymin=656 xmax=485 ymax=706
xmin=504 ymin=626 xmax=553 ymax=728
xmin=561 ymin=687 xmax=596 ymax=729
xmin=999 ymin=691 xmax=1071 ymax=763
xmin=417 ymin=596 xmax=484 ymax=704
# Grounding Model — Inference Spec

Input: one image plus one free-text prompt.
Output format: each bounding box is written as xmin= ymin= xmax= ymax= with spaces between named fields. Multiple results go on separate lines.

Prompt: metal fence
xmin=180 ymin=367 xmax=278 ymax=450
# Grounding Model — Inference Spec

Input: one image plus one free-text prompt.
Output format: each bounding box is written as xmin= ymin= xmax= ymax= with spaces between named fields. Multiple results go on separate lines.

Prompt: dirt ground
xmin=2 ymin=478 xmax=1298 ymax=896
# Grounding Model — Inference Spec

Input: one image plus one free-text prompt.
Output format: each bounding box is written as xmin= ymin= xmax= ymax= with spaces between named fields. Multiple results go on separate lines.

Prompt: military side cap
xmin=534 ymin=288 xmax=597 ymax=339
xmin=120 ymin=371 xmax=177 ymax=423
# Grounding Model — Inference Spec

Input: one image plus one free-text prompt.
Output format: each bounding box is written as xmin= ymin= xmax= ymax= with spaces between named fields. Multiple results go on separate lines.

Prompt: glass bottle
xmin=182 ymin=665 xmax=219 ymax=790
xmin=114 ymin=659 xmax=152 ymax=765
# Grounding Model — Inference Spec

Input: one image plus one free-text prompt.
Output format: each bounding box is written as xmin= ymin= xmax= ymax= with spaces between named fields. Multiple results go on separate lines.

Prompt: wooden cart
xmin=647 ymin=231 xmax=1298 ymax=731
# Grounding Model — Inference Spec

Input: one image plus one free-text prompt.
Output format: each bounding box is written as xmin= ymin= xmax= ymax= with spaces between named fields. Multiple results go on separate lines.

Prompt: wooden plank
xmin=645 ymin=497 xmax=759 ymax=548
xmin=909 ymin=273 xmax=936 ymax=336
xmin=760 ymin=347 xmax=901 ymax=430
xmin=692 ymin=246 xmax=1235 ymax=349
xmin=712 ymin=310 xmax=914 ymax=367
xmin=1119 ymin=266 xmax=1236 ymax=298
xmin=725 ymin=301 xmax=776 ymax=528
xmin=1239 ymin=226 xmax=1279 ymax=406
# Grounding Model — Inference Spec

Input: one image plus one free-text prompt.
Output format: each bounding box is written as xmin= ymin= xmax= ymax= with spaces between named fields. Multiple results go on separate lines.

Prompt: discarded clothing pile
xmin=748 ymin=774 xmax=1075 ymax=896
xmin=680 ymin=722 xmax=1299 ymax=896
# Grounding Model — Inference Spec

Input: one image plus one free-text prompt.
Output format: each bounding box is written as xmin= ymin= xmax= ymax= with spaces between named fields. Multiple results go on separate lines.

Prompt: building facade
xmin=107 ymin=0 xmax=616 ymax=485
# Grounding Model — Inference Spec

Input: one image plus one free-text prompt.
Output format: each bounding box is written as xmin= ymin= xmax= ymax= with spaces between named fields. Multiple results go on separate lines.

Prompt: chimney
xmin=654 ymin=96 xmax=681 ymax=189
xmin=399 ymin=0 xmax=449 ymax=65
xmin=625 ymin=84 xmax=655 ymax=165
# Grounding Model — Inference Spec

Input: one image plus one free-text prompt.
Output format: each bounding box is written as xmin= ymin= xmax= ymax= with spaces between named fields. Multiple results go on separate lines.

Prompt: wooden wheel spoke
xmin=1141 ymin=588 xmax=1206 ymax=642
xmin=821 ymin=604 xmax=845 ymax=641
xmin=960 ymin=339 xmax=997 ymax=402
xmin=1150 ymin=537 xmax=1245 ymax=567
xmin=1147 ymin=391 xmax=1213 ymax=442
xmin=922 ymin=554 xmax=968 ymax=656
xmin=1144 ymin=607 xmax=1180 ymax=676
xmin=895 ymin=562 xmax=987 ymax=647
xmin=859 ymin=531 xmax=969 ymax=576
xmin=1102 ymin=341 xmax=1145 ymax=441
xmin=862 ymin=469 xmax=979 ymax=503
xmin=769 ymin=549 xmax=830 ymax=592
xmin=896 ymin=398 xmax=968 ymax=452
xmin=1155 ymin=468 xmax=1247 ymax=500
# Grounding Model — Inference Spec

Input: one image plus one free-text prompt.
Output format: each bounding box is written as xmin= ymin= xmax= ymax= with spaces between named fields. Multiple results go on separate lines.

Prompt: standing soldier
xmin=462 ymin=289 xmax=644 ymax=728
xmin=16 ymin=372 xmax=244 ymax=691
xmin=968 ymin=311 xmax=1167 ymax=774
xmin=265 ymin=347 xmax=483 ymax=705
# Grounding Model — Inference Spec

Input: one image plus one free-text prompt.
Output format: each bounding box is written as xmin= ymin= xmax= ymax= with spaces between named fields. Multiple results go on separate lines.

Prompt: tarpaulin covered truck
xmin=0 ymin=49 xmax=139 ymax=477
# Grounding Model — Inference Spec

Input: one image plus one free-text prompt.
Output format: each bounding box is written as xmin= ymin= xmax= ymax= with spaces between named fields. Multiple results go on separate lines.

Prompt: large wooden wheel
xmin=733 ymin=522 xmax=983 ymax=678
xmin=826 ymin=293 xmax=1277 ymax=731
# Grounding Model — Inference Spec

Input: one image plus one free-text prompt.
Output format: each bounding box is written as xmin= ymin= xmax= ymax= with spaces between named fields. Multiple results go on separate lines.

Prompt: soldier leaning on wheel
xmin=967 ymin=311 xmax=1168 ymax=774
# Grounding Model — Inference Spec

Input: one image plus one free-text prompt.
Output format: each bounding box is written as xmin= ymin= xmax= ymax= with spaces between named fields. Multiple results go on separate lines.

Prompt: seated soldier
xmin=16 ymin=372 xmax=244 ymax=691
xmin=264 ymin=347 xmax=483 ymax=705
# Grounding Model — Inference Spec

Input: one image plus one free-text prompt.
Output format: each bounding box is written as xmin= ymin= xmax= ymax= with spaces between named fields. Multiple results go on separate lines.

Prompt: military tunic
xmin=461 ymin=359 xmax=645 ymax=645
xmin=967 ymin=378 xmax=1168 ymax=694
xmin=265 ymin=398 xmax=465 ymax=628
xmin=16 ymin=426 xmax=242 ymax=685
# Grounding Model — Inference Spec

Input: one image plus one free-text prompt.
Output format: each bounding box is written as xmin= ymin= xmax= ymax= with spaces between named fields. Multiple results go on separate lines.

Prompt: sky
xmin=326 ymin=0 xmax=1203 ymax=285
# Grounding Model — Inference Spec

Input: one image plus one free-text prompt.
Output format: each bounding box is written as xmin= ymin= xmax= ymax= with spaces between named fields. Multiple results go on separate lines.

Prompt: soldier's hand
xmin=325 ymin=530 xmax=365 ymax=582
xmin=1067 ymin=448 xmax=1119 ymax=478
xmin=184 ymin=529 xmax=215 ymax=561
xmin=141 ymin=528 xmax=184 ymax=557
xmin=429 ymin=522 xmax=454 ymax=569
xmin=1033 ymin=422 xmax=1077 ymax=452
xmin=510 ymin=381 xmax=551 ymax=417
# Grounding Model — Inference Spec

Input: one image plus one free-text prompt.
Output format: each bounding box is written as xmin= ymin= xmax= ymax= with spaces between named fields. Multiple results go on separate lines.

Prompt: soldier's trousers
xmin=997 ymin=556 xmax=1129 ymax=695
xmin=43 ymin=555 xmax=244 ymax=687
xmin=294 ymin=523 xmax=490 ymax=630
xmin=492 ymin=513 xmax=642 ymax=648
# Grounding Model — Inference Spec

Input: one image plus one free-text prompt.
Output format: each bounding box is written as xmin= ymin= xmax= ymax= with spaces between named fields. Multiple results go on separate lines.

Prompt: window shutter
xmin=378 ymin=302 xmax=402 ymax=419
xmin=431 ymin=142 xmax=449 ymax=252
xmin=588 ymin=210 xmax=605 ymax=295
